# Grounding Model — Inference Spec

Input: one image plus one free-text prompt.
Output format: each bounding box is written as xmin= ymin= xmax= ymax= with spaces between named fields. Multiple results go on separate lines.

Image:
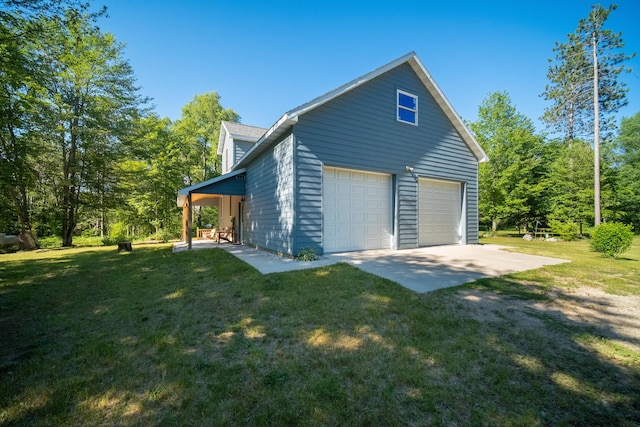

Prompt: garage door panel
xmin=323 ymin=167 xmax=391 ymax=253
xmin=419 ymin=178 xmax=462 ymax=246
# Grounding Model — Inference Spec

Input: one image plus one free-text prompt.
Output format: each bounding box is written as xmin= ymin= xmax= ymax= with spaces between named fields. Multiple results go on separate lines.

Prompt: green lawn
xmin=1 ymin=239 xmax=639 ymax=425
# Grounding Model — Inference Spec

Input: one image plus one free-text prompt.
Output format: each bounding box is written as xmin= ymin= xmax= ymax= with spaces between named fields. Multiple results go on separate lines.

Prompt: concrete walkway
xmin=173 ymin=241 xmax=569 ymax=293
xmin=173 ymin=240 xmax=337 ymax=274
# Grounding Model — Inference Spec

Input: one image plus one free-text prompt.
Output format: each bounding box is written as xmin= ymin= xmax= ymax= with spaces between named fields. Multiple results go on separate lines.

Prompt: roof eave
xmin=234 ymin=114 xmax=298 ymax=170
xmin=231 ymin=52 xmax=488 ymax=167
xmin=176 ymin=168 xmax=247 ymax=206
xmin=407 ymin=56 xmax=489 ymax=163
xmin=217 ymin=122 xmax=266 ymax=156
xmin=287 ymin=51 xmax=417 ymax=118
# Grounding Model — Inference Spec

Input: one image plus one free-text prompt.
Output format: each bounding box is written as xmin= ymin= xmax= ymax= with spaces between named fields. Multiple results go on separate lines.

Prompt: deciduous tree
xmin=173 ymin=92 xmax=239 ymax=185
xmin=173 ymin=92 xmax=239 ymax=229
xmin=469 ymin=91 xmax=547 ymax=232
xmin=39 ymin=11 xmax=143 ymax=246
xmin=613 ymin=111 xmax=640 ymax=229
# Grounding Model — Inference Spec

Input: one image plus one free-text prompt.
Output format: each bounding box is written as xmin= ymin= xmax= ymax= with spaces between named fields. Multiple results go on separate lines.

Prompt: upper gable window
xmin=397 ymin=90 xmax=418 ymax=125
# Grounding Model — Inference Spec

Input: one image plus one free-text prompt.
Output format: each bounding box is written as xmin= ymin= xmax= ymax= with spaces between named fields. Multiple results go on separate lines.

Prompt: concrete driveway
xmin=327 ymin=245 xmax=569 ymax=293
xmin=177 ymin=241 xmax=569 ymax=293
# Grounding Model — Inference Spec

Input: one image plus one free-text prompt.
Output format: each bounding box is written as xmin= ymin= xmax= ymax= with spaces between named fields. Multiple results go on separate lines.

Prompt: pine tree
xmin=542 ymin=4 xmax=635 ymax=226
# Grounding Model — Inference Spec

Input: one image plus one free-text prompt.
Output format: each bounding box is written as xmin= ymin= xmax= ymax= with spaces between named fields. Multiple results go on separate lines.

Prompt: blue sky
xmin=98 ymin=1 xmax=640 ymax=133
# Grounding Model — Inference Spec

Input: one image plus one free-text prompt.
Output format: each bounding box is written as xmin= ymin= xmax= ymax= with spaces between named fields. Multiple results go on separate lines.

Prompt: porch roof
xmin=177 ymin=168 xmax=246 ymax=207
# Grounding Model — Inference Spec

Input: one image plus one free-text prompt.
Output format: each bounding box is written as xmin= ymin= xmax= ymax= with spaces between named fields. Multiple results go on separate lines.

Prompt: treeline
xmin=470 ymin=92 xmax=639 ymax=234
xmin=1 ymin=2 xmax=638 ymax=250
xmin=0 ymin=1 xmax=238 ymax=249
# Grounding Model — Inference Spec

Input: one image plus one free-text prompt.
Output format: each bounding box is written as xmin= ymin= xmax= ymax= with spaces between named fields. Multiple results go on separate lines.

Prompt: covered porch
xmin=176 ymin=169 xmax=246 ymax=250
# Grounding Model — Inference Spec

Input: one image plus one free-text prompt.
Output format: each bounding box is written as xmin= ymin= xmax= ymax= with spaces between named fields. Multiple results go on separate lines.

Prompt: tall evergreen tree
xmin=543 ymin=4 xmax=635 ymax=226
xmin=542 ymin=33 xmax=592 ymax=144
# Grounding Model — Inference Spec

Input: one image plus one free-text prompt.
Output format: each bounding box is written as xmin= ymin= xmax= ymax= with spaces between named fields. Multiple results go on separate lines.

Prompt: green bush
xmin=149 ymin=229 xmax=175 ymax=243
xmin=591 ymin=222 xmax=634 ymax=259
xmin=549 ymin=220 xmax=579 ymax=241
xmin=297 ymin=248 xmax=317 ymax=261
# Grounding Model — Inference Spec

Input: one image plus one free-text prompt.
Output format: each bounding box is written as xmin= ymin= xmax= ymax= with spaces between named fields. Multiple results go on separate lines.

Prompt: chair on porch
xmin=215 ymin=227 xmax=233 ymax=243
xmin=203 ymin=228 xmax=217 ymax=239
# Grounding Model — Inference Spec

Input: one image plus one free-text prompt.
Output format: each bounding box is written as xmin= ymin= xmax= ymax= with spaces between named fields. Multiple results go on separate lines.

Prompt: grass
xmin=37 ymin=235 xmax=106 ymax=248
xmin=479 ymin=234 xmax=640 ymax=296
xmin=0 ymin=239 xmax=639 ymax=425
xmin=36 ymin=234 xmax=177 ymax=249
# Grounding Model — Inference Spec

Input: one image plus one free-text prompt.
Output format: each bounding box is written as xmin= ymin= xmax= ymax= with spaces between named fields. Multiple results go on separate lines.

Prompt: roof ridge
xmin=222 ymin=120 xmax=268 ymax=131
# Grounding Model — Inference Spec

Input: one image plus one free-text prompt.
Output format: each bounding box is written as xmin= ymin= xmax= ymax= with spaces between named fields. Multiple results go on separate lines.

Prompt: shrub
xmin=549 ymin=220 xmax=579 ymax=241
xmin=297 ymin=248 xmax=317 ymax=261
xmin=150 ymin=229 xmax=175 ymax=243
xmin=101 ymin=236 xmax=118 ymax=246
xmin=107 ymin=222 xmax=128 ymax=244
xmin=591 ymin=222 xmax=634 ymax=259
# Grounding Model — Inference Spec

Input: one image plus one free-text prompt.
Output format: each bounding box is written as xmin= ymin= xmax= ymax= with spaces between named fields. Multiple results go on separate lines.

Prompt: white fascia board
xmin=287 ymin=52 xmax=417 ymax=118
xmin=408 ymin=56 xmax=488 ymax=163
xmin=217 ymin=123 xmax=229 ymax=155
xmin=234 ymin=114 xmax=298 ymax=170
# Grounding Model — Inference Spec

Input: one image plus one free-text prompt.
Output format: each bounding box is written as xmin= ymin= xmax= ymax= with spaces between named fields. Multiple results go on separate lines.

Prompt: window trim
xmin=397 ymin=89 xmax=418 ymax=126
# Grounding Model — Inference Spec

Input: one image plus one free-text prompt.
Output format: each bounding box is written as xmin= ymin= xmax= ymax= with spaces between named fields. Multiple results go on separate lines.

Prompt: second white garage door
xmin=419 ymin=178 xmax=462 ymax=246
xmin=323 ymin=167 xmax=392 ymax=253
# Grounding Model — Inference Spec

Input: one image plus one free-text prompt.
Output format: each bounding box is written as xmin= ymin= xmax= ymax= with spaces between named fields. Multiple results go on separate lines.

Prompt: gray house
xmin=177 ymin=52 xmax=488 ymax=255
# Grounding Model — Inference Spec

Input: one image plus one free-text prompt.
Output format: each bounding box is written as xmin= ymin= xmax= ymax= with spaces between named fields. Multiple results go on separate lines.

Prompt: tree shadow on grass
xmin=1 ymin=248 xmax=639 ymax=425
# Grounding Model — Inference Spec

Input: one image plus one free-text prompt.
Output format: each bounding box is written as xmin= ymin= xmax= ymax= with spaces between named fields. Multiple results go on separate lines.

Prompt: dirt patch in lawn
xmin=457 ymin=285 xmax=640 ymax=352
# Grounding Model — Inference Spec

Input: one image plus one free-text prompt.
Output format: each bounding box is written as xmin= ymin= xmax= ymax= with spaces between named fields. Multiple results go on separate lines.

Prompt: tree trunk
xmin=16 ymin=187 xmax=39 ymax=250
xmin=61 ymin=116 xmax=79 ymax=247
xmin=592 ymin=32 xmax=601 ymax=226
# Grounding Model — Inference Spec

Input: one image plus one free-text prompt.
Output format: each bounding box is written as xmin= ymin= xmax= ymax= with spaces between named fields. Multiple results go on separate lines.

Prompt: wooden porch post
xmin=182 ymin=199 xmax=189 ymax=242
xmin=187 ymin=193 xmax=193 ymax=250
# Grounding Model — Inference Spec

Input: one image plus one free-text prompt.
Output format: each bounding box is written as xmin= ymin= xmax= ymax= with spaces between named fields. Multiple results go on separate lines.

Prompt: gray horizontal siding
xmin=245 ymin=133 xmax=295 ymax=254
xmin=397 ymin=175 xmax=418 ymax=248
xmin=292 ymin=142 xmax=323 ymax=254
xmin=293 ymin=63 xmax=479 ymax=249
xmin=234 ymin=140 xmax=254 ymax=165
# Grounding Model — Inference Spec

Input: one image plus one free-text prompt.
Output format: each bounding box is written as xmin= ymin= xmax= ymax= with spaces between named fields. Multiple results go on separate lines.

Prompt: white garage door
xmin=323 ymin=167 xmax=392 ymax=253
xmin=419 ymin=178 xmax=462 ymax=246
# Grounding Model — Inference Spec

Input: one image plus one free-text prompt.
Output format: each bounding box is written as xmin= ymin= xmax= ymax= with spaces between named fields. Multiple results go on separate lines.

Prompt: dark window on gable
xmin=397 ymin=90 xmax=418 ymax=125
